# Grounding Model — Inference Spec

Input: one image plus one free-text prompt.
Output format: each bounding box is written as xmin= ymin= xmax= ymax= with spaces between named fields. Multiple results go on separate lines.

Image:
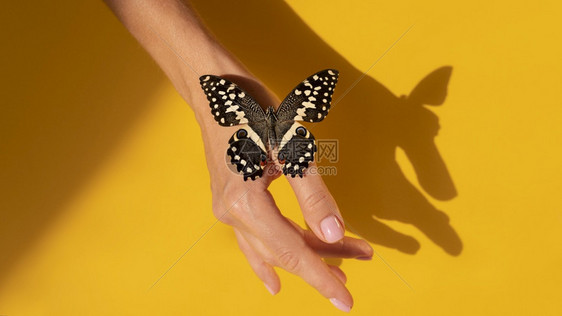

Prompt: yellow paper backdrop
xmin=1 ymin=0 xmax=561 ymax=315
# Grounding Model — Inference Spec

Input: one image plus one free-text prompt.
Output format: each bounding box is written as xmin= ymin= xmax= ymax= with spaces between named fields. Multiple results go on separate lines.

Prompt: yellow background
xmin=1 ymin=0 xmax=561 ymax=315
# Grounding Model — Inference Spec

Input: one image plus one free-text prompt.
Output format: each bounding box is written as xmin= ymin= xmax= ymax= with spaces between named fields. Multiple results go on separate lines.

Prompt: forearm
xmin=103 ymin=0 xmax=250 ymax=118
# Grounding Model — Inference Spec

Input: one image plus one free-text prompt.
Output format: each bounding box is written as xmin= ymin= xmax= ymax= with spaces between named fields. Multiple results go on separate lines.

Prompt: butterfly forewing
xmin=199 ymin=75 xmax=266 ymax=126
xmin=276 ymin=69 xmax=339 ymax=123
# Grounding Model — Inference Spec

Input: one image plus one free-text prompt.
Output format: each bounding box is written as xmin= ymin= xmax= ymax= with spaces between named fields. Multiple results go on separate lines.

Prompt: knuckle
xmin=216 ymin=199 xmax=248 ymax=225
xmin=277 ymin=248 xmax=302 ymax=272
xmin=225 ymin=199 xmax=247 ymax=218
xmin=212 ymin=183 xmax=252 ymax=224
xmin=212 ymin=204 xmax=235 ymax=225
xmin=302 ymin=190 xmax=330 ymax=211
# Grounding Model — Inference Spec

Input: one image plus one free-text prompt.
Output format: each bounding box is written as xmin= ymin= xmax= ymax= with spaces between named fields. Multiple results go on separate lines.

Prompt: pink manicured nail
xmin=264 ymin=283 xmax=276 ymax=295
xmin=330 ymin=298 xmax=351 ymax=312
xmin=321 ymin=216 xmax=344 ymax=243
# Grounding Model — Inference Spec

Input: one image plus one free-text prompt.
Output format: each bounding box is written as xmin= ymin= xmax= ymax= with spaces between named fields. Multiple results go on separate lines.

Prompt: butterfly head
xmin=265 ymin=106 xmax=277 ymax=120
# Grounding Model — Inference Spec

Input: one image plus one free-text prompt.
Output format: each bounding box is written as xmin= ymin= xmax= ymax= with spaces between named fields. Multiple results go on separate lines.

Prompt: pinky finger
xmin=234 ymin=229 xmax=281 ymax=295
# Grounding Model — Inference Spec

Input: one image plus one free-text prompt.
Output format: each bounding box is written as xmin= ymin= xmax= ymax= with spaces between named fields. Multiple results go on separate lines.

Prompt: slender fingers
xmin=234 ymin=228 xmax=280 ymax=295
xmin=232 ymin=191 xmax=354 ymax=311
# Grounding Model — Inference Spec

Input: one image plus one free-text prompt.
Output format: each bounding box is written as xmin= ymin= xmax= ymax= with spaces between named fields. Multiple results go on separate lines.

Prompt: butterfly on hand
xmin=199 ymin=69 xmax=339 ymax=181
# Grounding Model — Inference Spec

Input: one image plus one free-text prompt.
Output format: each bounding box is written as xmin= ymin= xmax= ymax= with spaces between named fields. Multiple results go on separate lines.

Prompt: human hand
xmin=194 ymin=78 xmax=373 ymax=312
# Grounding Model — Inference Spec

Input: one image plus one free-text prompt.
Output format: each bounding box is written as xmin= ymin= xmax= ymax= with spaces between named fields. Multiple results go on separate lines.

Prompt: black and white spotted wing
xmin=200 ymin=75 xmax=269 ymax=181
xmin=276 ymin=122 xmax=316 ymax=177
xmin=276 ymin=69 xmax=339 ymax=123
xmin=273 ymin=69 xmax=338 ymax=177
xmin=227 ymin=128 xmax=268 ymax=181
xmin=199 ymin=75 xmax=266 ymax=127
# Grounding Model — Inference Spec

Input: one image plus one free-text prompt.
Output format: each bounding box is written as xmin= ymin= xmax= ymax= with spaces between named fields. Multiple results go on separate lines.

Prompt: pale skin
xmin=104 ymin=0 xmax=373 ymax=312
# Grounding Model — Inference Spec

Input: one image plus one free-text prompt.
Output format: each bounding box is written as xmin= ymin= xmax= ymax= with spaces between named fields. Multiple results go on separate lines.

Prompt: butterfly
xmin=199 ymin=69 xmax=339 ymax=181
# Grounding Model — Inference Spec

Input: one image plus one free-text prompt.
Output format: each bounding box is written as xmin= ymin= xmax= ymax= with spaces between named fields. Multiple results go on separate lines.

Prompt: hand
xmin=194 ymin=83 xmax=373 ymax=312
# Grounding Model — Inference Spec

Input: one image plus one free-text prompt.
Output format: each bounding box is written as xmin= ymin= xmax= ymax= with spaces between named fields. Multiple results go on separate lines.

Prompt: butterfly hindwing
xmin=227 ymin=127 xmax=268 ymax=181
xmin=199 ymin=75 xmax=266 ymax=126
xmin=276 ymin=69 xmax=339 ymax=123
xmin=276 ymin=122 xmax=316 ymax=178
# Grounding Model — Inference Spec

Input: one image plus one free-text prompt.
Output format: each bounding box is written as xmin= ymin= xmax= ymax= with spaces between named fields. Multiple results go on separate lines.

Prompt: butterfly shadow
xmin=190 ymin=0 xmax=462 ymax=256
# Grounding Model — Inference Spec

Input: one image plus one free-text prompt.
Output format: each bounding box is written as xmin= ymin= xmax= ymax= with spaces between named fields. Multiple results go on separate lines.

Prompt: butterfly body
xmin=199 ymin=69 xmax=339 ymax=180
xmin=263 ymin=106 xmax=278 ymax=150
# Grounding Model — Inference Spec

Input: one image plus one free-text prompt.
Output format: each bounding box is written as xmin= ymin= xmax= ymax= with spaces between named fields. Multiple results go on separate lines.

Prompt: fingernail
xmin=264 ymin=283 xmax=276 ymax=295
xmin=321 ymin=216 xmax=344 ymax=243
xmin=329 ymin=298 xmax=351 ymax=312
xmin=356 ymin=256 xmax=373 ymax=261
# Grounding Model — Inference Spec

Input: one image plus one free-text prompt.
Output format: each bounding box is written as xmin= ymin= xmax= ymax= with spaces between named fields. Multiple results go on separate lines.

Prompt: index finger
xmin=285 ymin=162 xmax=346 ymax=244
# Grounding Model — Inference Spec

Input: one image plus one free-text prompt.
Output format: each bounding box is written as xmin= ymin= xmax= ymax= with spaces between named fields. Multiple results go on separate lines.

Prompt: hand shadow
xmin=319 ymin=67 xmax=462 ymax=256
xmin=190 ymin=0 xmax=462 ymax=256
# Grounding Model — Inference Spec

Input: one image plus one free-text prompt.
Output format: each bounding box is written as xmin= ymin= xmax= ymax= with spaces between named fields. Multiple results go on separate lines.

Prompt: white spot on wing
xmin=226 ymin=105 xmax=239 ymax=113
